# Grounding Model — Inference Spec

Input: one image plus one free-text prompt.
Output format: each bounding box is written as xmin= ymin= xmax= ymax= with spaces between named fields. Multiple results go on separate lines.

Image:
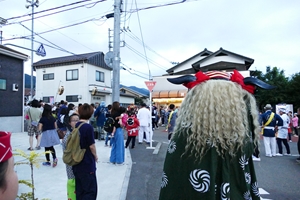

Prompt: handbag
xmin=31 ymin=121 xmax=39 ymax=126
xmin=28 ymin=109 xmax=39 ymax=127
xmin=57 ymin=129 xmax=65 ymax=139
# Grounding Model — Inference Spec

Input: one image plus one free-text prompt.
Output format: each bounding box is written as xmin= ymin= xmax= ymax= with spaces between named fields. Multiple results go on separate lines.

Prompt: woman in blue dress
xmin=110 ymin=101 xmax=125 ymax=165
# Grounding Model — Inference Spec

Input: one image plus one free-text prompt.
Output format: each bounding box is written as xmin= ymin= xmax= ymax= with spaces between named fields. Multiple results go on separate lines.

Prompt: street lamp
xmin=26 ymin=0 xmax=39 ymax=100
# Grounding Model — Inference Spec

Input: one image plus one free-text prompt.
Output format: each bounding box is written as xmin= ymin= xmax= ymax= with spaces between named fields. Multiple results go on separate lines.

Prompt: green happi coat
xmin=159 ymin=129 xmax=261 ymax=200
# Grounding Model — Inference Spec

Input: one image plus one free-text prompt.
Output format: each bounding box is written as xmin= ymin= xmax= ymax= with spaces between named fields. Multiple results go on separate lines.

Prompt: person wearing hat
xmin=261 ymin=104 xmax=283 ymax=157
xmin=0 ymin=131 xmax=19 ymax=200
xmin=276 ymin=108 xmax=291 ymax=156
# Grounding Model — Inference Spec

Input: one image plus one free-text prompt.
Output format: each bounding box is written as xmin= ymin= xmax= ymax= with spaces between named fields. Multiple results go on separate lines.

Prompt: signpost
xmin=145 ymin=81 xmax=156 ymax=150
xmin=145 ymin=81 xmax=156 ymax=91
xmin=36 ymin=44 xmax=46 ymax=57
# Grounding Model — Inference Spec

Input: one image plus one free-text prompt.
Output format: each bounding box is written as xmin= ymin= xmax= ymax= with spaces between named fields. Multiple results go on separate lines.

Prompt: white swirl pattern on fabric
xmin=243 ymin=191 xmax=252 ymax=200
xmin=189 ymin=169 xmax=210 ymax=193
xmin=161 ymin=171 xmax=168 ymax=188
xmin=221 ymin=183 xmax=230 ymax=200
xmin=251 ymin=182 xmax=260 ymax=197
xmin=239 ymin=154 xmax=248 ymax=170
xmin=167 ymin=141 xmax=176 ymax=154
xmin=245 ymin=172 xmax=251 ymax=184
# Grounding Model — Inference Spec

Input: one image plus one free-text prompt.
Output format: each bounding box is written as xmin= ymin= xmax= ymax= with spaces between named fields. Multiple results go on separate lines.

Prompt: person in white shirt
xmin=276 ymin=108 xmax=291 ymax=156
xmin=137 ymin=103 xmax=151 ymax=143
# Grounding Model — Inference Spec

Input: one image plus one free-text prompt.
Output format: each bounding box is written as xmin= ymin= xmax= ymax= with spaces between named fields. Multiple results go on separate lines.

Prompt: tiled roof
xmin=166 ymin=48 xmax=213 ymax=73
xmin=33 ymin=51 xmax=112 ymax=70
xmin=0 ymin=44 xmax=29 ymax=60
xmin=192 ymin=48 xmax=254 ymax=70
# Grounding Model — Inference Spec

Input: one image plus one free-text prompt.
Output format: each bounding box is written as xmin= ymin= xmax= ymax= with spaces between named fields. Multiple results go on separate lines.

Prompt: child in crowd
xmin=62 ymin=113 xmax=80 ymax=200
xmin=125 ymin=111 xmax=140 ymax=149
xmin=39 ymin=104 xmax=60 ymax=167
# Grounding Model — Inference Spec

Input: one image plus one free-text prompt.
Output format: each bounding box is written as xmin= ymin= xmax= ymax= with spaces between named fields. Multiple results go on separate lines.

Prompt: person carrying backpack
xmin=94 ymin=101 xmax=108 ymax=140
xmin=125 ymin=111 xmax=140 ymax=149
xmin=72 ymin=103 xmax=98 ymax=199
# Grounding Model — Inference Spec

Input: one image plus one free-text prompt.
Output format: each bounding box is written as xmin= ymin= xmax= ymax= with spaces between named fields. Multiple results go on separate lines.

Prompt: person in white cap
xmin=261 ymin=104 xmax=283 ymax=157
xmin=276 ymin=108 xmax=291 ymax=156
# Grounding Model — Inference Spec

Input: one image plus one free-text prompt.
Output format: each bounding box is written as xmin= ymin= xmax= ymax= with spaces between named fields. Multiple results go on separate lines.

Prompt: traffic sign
xmin=36 ymin=44 xmax=46 ymax=57
xmin=145 ymin=81 xmax=156 ymax=91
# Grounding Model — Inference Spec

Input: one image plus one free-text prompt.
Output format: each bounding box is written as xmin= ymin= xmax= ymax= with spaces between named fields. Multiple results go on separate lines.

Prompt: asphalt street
xmin=126 ymin=127 xmax=300 ymax=200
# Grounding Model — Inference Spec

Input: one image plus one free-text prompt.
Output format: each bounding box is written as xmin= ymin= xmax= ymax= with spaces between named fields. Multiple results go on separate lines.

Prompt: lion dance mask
xmin=159 ymin=70 xmax=275 ymax=200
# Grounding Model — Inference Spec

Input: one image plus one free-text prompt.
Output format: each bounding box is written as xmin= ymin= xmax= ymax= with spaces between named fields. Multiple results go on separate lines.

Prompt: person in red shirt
xmin=125 ymin=111 xmax=140 ymax=149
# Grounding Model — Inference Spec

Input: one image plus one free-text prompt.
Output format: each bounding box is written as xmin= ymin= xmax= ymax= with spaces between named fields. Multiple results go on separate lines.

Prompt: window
xmin=0 ymin=79 xmax=6 ymax=90
xmin=66 ymin=69 xmax=78 ymax=81
xmin=96 ymin=71 xmax=104 ymax=82
xmin=42 ymin=96 xmax=54 ymax=103
xmin=43 ymin=73 xmax=54 ymax=80
xmin=66 ymin=95 xmax=79 ymax=102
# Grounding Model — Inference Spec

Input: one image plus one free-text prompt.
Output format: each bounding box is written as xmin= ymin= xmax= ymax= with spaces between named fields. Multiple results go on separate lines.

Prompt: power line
xmin=19 ymin=22 xmax=78 ymax=56
xmin=127 ymin=0 xmax=187 ymax=13
xmin=134 ymin=0 xmax=151 ymax=80
xmin=22 ymin=37 xmax=78 ymax=55
xmin=36 ymin=19 xmax=96 ymax=51
xmin=123 ymin=28 xmax=173 ymax=64
xmin=5 ymin=0 xmax=95 ymax=21
xmin=121 ymin=64 xmax=148 ymax=80
xmin=3 ymin=16 xmax=107 ymax=41
xmin=5 ymin=0 xmax=107 ymax=26
xmin=125 ymin=42 xmax=168 ymax=70
xmin=121 ymin=61 xmax=149 ymax=76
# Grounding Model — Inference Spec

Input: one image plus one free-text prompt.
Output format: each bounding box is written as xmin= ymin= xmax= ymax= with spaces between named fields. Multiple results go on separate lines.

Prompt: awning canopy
xmin=152 ymin=90 xmax=187 ymax=98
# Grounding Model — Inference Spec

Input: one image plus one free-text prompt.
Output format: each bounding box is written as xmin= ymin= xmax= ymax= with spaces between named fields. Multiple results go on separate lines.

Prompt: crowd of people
xmin=253 ymin=104 xmax=300 ymax=163
xmin=22 ymin=99 xmax=177 ymax=199
xmin=15 ymin=88 xmax=300 ymax=199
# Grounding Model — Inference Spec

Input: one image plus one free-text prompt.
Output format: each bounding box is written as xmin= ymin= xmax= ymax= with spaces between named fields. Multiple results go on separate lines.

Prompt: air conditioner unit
xmin=12 ymin=83 xmax=18 ymax=92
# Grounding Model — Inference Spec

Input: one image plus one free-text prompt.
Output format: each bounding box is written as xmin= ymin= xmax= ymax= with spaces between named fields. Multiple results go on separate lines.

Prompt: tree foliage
xmin=254 ymin=67 xmax=300 ymax=112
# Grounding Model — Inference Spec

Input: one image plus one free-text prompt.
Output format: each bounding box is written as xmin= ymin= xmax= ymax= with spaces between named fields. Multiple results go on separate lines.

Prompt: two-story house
xmin=0 ymin=45 xmax=28 ymax=132
xmin=33 ymin=52 xmax=113 ymax=105
xmin=153 ymin=48 xmax=255 ymax=106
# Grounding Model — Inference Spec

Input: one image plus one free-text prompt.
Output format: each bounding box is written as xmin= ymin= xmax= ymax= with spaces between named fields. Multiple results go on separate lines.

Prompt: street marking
xmin=153 ymin=142 xmax=162 ymax=154
xmin=259 ymin=188 xmax=272 ymax=200
xmin=259 ymin=188 xmax=269 ymax=195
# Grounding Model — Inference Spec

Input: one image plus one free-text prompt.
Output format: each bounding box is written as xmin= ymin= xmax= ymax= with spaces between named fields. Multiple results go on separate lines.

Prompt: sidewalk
xmin=11 ymin=132 xmax=132 ymax=200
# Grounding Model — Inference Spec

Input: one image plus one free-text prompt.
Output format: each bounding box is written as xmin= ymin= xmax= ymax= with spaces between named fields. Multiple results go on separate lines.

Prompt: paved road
xmin=254 ymin=136 xmax=300 ymax=200
xmin=126 ymin=127 xmax=300 ymax=200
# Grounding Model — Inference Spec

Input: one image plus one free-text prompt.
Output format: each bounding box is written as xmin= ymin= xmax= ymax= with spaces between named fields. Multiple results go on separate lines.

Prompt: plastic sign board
xmin=145 ymin=81 xmax=156 ymax=91
xmin=36 ymin=44 xmax=46 ymax=57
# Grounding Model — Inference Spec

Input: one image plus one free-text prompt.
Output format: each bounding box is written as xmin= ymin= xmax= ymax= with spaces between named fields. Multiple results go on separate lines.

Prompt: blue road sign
xmin=36 ymin=44 xmax=46 ymax=57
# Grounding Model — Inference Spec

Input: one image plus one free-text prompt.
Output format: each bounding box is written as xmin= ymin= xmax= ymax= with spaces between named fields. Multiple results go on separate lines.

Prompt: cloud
xmin=1 ymin=0 xmax=300 ymax=89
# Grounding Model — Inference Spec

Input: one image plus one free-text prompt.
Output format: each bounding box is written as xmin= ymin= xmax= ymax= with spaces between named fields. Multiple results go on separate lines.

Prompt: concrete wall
xmin=0 ymin=116 xmax=23 ymax=133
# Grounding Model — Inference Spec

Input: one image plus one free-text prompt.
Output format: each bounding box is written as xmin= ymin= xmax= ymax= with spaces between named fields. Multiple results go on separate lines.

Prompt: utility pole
xmin=26 ymin=0 xmax=39 ymax=100
xmin=112 ymin=0 xmax=121 ymax=102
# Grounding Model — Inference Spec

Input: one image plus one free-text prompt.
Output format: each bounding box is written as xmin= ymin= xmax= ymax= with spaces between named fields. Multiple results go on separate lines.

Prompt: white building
xmin=153 ymin=48 xmax=253 ymax=106
xmin=34 ymin=52 xmax=114 ymax=105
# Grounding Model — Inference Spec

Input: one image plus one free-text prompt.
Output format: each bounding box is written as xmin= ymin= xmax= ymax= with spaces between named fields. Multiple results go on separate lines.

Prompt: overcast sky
xmin=1 ymin=0 xmax=300 ymax=89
